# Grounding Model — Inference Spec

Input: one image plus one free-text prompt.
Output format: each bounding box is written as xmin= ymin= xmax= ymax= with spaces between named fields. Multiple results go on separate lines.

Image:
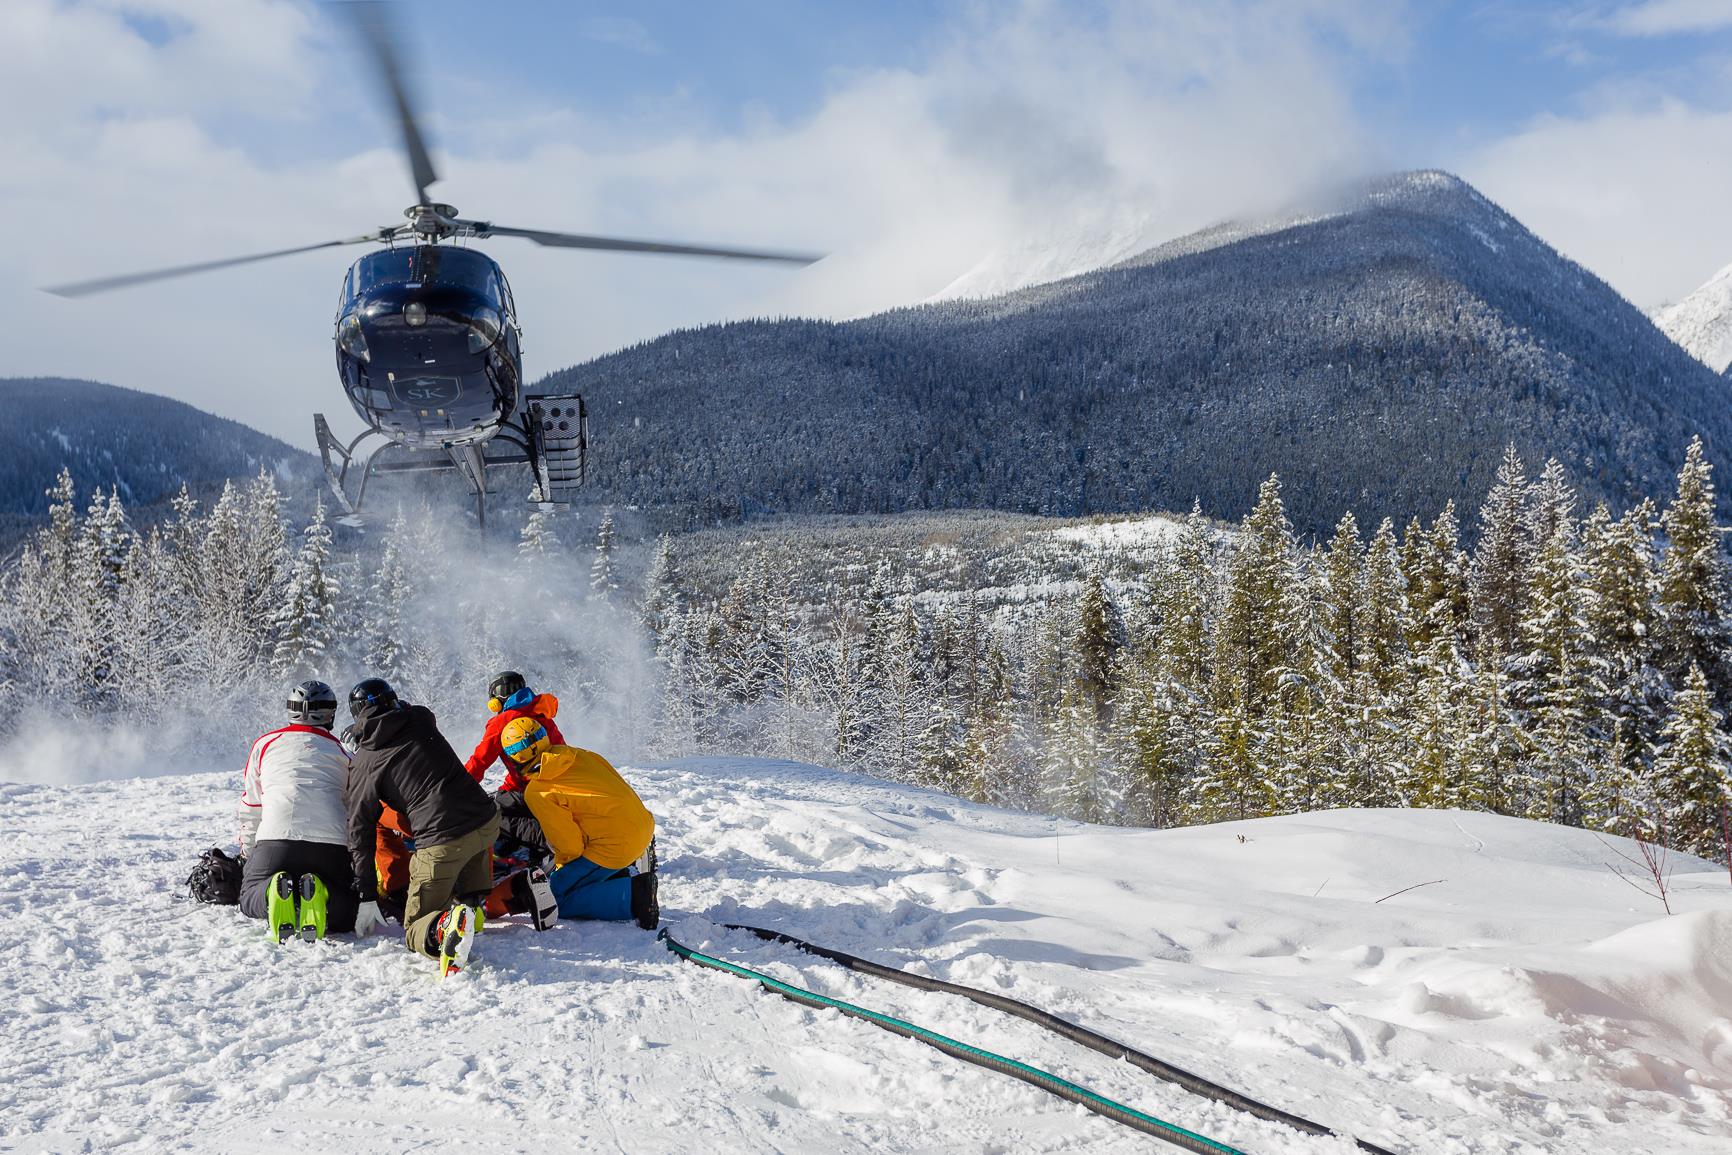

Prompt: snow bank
xmin=4 ymin=756 xmax=1729 ymax=1153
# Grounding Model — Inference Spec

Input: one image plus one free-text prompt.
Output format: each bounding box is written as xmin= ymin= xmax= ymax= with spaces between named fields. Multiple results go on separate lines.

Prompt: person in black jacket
xmin=344 ymin=678 xmax=500 ymax=972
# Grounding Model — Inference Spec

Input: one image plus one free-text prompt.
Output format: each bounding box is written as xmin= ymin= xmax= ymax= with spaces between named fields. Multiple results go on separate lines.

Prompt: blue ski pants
xmin=549 ymin=856 xmax=633 ymax=921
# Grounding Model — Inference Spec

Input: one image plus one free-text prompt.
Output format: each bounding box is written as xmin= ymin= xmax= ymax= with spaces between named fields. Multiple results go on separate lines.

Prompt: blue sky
xmin=191 ymin=3 xmax=1732 ymax=173
xmin=5 ymin=0 xmax=1732 ymax=445
xmin=300 ymin=2 xmax=1732 ymax=166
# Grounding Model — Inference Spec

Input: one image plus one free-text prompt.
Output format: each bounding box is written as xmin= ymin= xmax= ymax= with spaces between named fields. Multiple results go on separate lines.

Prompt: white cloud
xmin=1 ymin=0 xmax=1388 ymax=448
xmin=1461 ymin=97 xmax=1732 ymax=310
xmin=1595 ymin=0 xmax=1732 ymax=37
xmin=576 ymin=17 xmax=660 ymax=55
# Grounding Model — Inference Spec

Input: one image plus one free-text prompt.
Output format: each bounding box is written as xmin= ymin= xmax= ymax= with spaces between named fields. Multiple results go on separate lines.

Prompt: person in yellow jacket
xmin=500 ymin=717 xmax=658 ymax=929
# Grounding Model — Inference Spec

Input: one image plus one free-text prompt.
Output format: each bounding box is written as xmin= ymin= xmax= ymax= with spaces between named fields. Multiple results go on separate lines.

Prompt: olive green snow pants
xmin=404 ymin=813 xmax=500 ymax=958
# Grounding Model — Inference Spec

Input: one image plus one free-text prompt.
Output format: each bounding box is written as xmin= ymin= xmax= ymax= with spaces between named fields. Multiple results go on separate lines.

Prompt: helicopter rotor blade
xmin=42 ymin=231 xmax=397 ymax=298
xmin=468 ymin=222 xmax=823 ymax=265
xmin=346 ymin=0 xmax=439 ymax=206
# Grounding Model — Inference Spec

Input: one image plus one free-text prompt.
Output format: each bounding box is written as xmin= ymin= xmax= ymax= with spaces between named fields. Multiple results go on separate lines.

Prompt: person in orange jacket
xmin=500 ymin=717 xmax=658 ymax=929
xmin=374 ymin=804 xmax=413 ymax=924
xmin=465 ymin=671 xmax=564 ymax=793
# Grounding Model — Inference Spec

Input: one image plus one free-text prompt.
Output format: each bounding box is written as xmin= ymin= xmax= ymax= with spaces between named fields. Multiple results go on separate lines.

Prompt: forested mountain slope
xmin=0 ymin=378 xmax=312 ymax=526
xmin=545 ymin=171 xmax=1731 ymax=536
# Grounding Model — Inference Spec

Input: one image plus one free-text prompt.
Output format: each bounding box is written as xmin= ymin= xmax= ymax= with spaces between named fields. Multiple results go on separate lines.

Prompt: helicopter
xmin=43 ymin=3 xmax=819 ymax=528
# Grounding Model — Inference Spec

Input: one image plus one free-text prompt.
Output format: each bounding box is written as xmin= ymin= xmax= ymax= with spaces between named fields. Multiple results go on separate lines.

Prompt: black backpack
xmin=186 ymin=847 xmax=245 ymax=905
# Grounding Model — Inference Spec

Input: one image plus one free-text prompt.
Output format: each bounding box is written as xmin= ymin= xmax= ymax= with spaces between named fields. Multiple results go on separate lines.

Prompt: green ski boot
xmin=297 ymin=874 xmax=329 ymax=943
xmin=267 ymin=872 xmax=298 ymax=944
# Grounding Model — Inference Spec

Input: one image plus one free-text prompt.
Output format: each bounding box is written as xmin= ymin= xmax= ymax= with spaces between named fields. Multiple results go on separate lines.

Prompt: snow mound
xmin=1655 ymin=260 xmax=1732 ymax=374
xmin=5 ymin=758 xmax=1730 ymax=1153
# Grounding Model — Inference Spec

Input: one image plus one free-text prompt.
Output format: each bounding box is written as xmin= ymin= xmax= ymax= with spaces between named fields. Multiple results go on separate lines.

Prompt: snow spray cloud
xmin=334 ymin=498 xmax=661 ymax=775
xmin=0 ymin=480 xmax=661 ymax=788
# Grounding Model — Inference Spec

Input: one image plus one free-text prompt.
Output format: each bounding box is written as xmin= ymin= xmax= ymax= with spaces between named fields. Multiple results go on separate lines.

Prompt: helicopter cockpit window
xmin=353 ymin=247 xmax=502 ymax=304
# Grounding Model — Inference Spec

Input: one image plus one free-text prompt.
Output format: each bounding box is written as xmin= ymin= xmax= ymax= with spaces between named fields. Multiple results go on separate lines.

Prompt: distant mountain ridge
xmin=1654 ymin=261 xmax=1732 ymax=376
xmin=543 ymin=170 xmax=1732 ymax=536
xmin=0 ymin=378 xmax=313 ymax=525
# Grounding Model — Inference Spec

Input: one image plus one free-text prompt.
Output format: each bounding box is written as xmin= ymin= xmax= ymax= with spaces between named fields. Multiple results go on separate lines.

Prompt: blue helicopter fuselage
xmin=334 ymin=245 xmax=522 ymax=448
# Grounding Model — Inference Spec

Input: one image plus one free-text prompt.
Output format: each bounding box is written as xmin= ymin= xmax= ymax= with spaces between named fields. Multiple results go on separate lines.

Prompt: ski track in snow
xmin=3 ymin=759 xmax=1731 ymax=1154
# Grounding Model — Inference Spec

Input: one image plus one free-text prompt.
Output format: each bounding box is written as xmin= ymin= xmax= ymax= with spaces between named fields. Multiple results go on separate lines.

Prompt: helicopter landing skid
xmin=313 ymin=402 xmax=583 ymax=531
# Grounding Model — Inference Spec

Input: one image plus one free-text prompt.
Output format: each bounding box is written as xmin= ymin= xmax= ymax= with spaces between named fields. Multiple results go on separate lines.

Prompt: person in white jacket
xmin=237 ymin=680 xmax=361 ymax=941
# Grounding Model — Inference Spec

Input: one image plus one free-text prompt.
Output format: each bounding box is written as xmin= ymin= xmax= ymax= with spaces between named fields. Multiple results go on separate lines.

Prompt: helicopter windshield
xmin=353 ymin=247 xmax=501 ymax=301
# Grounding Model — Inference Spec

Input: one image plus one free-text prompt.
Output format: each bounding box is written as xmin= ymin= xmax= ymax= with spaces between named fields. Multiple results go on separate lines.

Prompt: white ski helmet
xmin=287 ymin=680 xmax=339 ymax=730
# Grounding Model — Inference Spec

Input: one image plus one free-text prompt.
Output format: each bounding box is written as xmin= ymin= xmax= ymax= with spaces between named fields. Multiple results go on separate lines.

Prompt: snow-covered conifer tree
xmin=519 ymin=507 xmax=560 ymax=561
xmin=1323 ymin=512 xmax=1364 ymax=686
xmin=1656 ymin=437 xmax=1732 ymax=702
xmin=590 ymin=509 xmax=618 ymax=601
xmin=959 ymin=638 xmax=1019 ymax=806
xmin=1652 ymin=664 xmax=1732 ymax=858
xmin=1074 ymin=567 xmax=1120 ymax=723
xmin=236 ymin=470 xmax=290 ymax=659
xmin=641 ymin=533 xmax=679 ymax=636
xmin=1509 ymin=519 xmax=1601 ymax=825
xmin=1471 ymin=445 xmax=1532 ymax=659
xmin=870 ymin=603 xmax=927 ymax=780
xmin=1361 ymin=517 xmax=1411 ymax=696
xmin=71 ymin=488 xmax=133 ymax=702
xmin=274 ymin=496 xmax=339 ymax=677
xmin=1190 ymin=685 xmax=1271 ymax=822
xmin=810 ymin=608 xmax=867 ymax=769
xmin=1402 ymin=634 xmax=1465 ymax=809
xmin=1269 ymin=549 xmax=1339 ymax=812
xmin=1216 ymin=474 xmax=1293 ymax=720
xmin=1582 ymin=500 xmax=1662 ymax=765
xmin=1526 ymin=458 xmax=1577 ymax=560
xmin=1407 ymin=502 xmax=1469 ymax=655
xmin=716 ymin=558 xmax=773 ymax=710
xmin=363 ymin=507 xmax=415 ymax=685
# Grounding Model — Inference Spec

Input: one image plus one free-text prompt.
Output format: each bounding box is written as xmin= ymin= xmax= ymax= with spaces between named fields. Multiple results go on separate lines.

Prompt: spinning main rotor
xmin=44 ymin=1 xmax=820 ymax=300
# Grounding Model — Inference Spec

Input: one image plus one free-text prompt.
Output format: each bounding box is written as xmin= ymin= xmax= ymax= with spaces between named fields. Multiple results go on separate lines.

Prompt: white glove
xmin=353 ymin=901 xmax=382 ymax=936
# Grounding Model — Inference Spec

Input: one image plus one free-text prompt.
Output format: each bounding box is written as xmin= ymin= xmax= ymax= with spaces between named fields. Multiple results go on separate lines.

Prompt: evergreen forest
xmin=2 ymin=438 xmax=1728 ymax=863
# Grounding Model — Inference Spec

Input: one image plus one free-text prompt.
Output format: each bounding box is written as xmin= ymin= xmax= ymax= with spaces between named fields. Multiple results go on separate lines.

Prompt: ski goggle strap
xmin=504 ymin=724 xmax=547 ymax=759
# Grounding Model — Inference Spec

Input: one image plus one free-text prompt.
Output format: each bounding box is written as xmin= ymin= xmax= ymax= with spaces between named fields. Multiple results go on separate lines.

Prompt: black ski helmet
xmin=349 ymin=677 xmax=399 ymax=716
xmin=489 ymin=670 xmax=527 ymax=703
xmin=287 ymin=679 xmax=339 ymax=729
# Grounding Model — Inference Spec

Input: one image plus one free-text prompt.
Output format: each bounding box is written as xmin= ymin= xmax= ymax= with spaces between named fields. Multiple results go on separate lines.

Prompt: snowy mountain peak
xmin=929 ymin=201 xmax=1165 ymax=302
xmin=1654 ymin=260 xmax=1732 ymax=374
xmin=928 ymin=170 xmax=1509 ymax=305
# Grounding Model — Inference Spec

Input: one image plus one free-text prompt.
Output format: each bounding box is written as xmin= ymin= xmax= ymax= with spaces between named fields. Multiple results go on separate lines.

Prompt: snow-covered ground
xmin=4 ymin=757 xmax=1730 ymax=1154
xmin=1044 ymin=515 xmax=1187 ymax=550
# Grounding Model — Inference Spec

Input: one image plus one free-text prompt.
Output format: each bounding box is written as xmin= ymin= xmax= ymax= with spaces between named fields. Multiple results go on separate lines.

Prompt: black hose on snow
xmin=725 ymin=922 xmax=1396 ymax=1155
xmin=660 ymin=929 xmax=1247 ymax=1155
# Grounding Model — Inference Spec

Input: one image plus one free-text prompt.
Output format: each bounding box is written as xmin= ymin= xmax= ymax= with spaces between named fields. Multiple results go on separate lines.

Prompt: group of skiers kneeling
xmin=231 ymin=671 xmax=657 ymax=974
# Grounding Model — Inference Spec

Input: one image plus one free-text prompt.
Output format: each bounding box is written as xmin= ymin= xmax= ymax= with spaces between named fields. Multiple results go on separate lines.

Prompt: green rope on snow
xmin=659 ymin=929 xmax=1247 ymax=1155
